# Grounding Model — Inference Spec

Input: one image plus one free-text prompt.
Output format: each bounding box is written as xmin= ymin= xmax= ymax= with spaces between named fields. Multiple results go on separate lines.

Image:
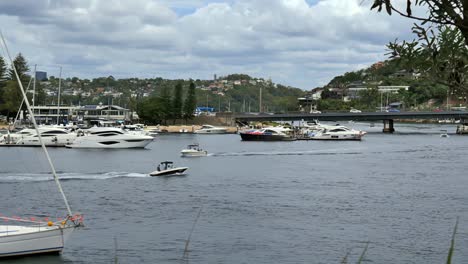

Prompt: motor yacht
xmin=2 ymin=127 xmax=77 ymax=146
xmin=194 ymin=125 xmax=228 ymax=134
xmin=308 ymin=125 xmax=366 ymax=140
xmin=240 ymin=127 xmax=295 ymax=141
xmin=65 ymin=127 xmax=153 ymax=149
xmin=181 ymin=143 xmax=208 ymax=157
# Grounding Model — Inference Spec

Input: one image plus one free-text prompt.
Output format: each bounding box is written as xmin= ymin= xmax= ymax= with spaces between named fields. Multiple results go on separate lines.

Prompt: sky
xmin=0 ymin=0 xmax=420 ymax=90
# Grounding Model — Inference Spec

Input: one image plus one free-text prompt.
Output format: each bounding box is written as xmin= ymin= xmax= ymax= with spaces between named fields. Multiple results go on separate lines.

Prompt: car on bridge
xmin=386 ymin=108 xmax=400 ymax=113
xmin=350 ymin=108 xmax=362 ymax=113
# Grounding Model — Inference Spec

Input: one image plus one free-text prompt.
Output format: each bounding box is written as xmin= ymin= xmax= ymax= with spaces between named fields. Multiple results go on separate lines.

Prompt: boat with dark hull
xmin=239 ymin=127 xmax=296 ymax=141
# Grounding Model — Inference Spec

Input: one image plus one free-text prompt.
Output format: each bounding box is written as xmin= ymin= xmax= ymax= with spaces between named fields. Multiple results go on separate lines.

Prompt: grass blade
xmin=446 ymin=217 xmax=459 ymax=264
xmin=356 ymin=241 xmax=369 ymax=264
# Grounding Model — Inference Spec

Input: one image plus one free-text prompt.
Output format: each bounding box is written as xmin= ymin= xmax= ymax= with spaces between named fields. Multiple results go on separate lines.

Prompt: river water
xmin=1 ymin=122 xmax=467 ymax=263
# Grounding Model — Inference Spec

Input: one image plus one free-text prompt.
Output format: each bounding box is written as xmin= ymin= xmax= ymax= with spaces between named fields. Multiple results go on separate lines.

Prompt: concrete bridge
xmin=234 ymin=111 xmax=468 ymax=133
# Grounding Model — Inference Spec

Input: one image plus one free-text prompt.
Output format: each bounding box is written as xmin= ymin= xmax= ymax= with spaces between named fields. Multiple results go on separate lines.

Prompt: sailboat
xmin=0 ymin=33 xmax=82 ymax=257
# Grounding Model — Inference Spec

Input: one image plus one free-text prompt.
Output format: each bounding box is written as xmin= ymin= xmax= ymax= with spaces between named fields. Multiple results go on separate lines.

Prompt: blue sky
xmin=0 ymin=0 xmax=417 ymax=89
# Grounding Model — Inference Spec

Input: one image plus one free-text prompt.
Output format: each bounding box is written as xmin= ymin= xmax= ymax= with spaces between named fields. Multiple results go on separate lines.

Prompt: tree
xmin=387 ymin=25 xmax=468 ymax=102
xmin=8 ymin=53 xmax=29 ymax=82
xmin=183 ymin=81 xmax=197 ymax=120
xmin=1 ymin=54 xmax=30 ymax=117
xmin=0 ymin=56 xmax=7 ymax=115
xmin=172 ymin=82 xmax=183 ymax=120
xmin=371 ymin=0 xmax=468 ymax=45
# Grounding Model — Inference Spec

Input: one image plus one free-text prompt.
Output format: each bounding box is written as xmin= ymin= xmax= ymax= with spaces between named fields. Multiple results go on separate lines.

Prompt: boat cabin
xmin=157 ymin=161 xmax=174 ymax=171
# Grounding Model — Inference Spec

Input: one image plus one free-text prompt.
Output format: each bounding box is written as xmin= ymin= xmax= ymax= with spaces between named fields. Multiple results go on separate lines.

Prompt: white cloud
xmin=0 ymin=0 xmax=420 ymax=89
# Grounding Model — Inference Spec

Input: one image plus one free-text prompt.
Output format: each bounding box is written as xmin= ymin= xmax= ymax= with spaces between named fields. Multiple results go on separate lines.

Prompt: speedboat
xmin=149 ymin=161 xmax=188 ymax=176
xmin=3 ymin=127 xmax=77 ymax=146
xmin=65 ymin=127 xmax=153 ymax=149
xmin=240 ymin=127 xmax=296 ymax=141
xmin=194 ymin=125 xmax=228 ymax=134
xmin=308 ymin=125 xmax=366 ymax=140
xmin=181 ymin=143 xmax=208 ymax=157
xmin=440 ymin=130 xmax=449 ymax=138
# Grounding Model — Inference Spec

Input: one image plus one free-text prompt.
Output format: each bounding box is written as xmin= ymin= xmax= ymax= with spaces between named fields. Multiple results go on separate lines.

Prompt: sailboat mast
xmin=32 ymin=64 xmax=36 ymax=107
xmin=0 ymin=33 xmax=73 ymax=216
xmin=57 ymin=66 xmax=62 ymax=125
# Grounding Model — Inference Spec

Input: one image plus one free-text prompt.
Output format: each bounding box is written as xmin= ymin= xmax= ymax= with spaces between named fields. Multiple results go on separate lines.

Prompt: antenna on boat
xmin=0 ymin=31 xmax=73 ymax=216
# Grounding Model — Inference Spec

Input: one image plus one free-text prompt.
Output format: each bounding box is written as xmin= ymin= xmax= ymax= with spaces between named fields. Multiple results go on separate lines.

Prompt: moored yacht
xmin=240 ymin=127 xmax=295 ymax=141
xmin=308 ymin=125 xmax=366 ymax=140
xmin=2 ymin=127 xmax=77 ymax=146
xmin=65 ymin=127 xmax=153 ymax=149
xmin=194 ymin=125 xmax=228 ymax=134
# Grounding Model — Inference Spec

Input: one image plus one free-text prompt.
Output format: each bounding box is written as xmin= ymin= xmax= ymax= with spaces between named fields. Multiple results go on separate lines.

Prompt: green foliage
xmin=172 ymin=82 xmax=183 ymax=120
xmin=1 ymin=54 xmax=30 ymax=116
xmin=8 ymin=53 xmax=29 ymax=82
xmin=1 ymin=80 xmax=22 ymax=115
xmin=446 ymin=217 xmax=459 ymax=264
xmin=222 ymin=74 xmax=252 ymax=81
xmin=388 ymin=25 xmax=468 ymax=100
xmin=183 ymin=81 xmax=196 ymax=119
xmin=0 ymin=56 xmax=7 ymax=114
xmin=371 ymin=0 xmax=468 ymax=45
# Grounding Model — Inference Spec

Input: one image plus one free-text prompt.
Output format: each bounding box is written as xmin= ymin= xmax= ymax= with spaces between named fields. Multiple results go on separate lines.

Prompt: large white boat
xmin=0 ymin=35 xmax=82 ymax=258
xmin=194 ymin=125 xmax=228 ymax=134
xmin=308 ymin=125 xmax=366 ymax=140
xmin=65 ymin=127 xmax=153 ymax=149
xmin=13 ymin=127 xmax=77 ymax=146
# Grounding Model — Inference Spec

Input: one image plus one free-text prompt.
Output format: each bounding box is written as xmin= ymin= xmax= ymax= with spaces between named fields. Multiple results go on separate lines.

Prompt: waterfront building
xmin=32 ymin=105 xmax=76 ymax=124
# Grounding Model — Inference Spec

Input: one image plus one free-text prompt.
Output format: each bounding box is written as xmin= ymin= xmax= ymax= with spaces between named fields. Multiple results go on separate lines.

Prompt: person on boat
xmin=157 ymin=164 xmax=161 ymax=171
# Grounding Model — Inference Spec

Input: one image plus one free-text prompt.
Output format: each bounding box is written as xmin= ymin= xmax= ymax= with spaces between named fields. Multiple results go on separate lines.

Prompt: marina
xmin=1 ymin=123 xmax=468 ymax=263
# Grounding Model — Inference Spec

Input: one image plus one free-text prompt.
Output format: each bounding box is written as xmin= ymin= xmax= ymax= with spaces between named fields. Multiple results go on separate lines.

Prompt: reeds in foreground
xmin=446 ymin=217 xmax=459 ymax=264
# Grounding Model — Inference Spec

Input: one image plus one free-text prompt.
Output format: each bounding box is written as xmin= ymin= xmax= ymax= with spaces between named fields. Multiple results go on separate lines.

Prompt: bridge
xmin=234 ymin=111 xmax=468 ymax=133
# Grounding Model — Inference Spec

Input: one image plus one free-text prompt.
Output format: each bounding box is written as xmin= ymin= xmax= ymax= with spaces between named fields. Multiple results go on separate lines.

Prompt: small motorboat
xmin=149 ymin=161 xmax=188 ymax=176
xmin=181 ymin=143 xmax=208 ymax=157
xmin=440 ymin=130 xmax=449 ymax=138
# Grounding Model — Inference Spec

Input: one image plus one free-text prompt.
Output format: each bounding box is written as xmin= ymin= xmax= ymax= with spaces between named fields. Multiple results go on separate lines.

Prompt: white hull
xmin=149 ymin=167 xmax=188 ymax=176
xmin=194 ymin=125 xmax=228 ymax=134
xmin=66 ymin=138 xmax=152 ymax=149
xmin=310 ymin=134 xmax=363 ymax=140
xmin=66 ymin=128 xmax=153 ymax=148
xmin=181 ymin=150 xmax=208 ymax=157
xmin=194 ymin=129 xmax=227 ymax=134
xmin=0 ymin=225 xmax=74 ymax=257
xmin=15 ymin=135 xmax=77 ymax=147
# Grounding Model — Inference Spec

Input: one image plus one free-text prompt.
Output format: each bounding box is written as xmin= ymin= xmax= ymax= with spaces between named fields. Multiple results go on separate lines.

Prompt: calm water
xmin=1 ymin=122 xmax=468 ymax=263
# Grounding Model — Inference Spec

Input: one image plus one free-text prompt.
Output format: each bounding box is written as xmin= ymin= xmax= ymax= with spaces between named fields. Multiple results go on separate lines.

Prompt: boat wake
xmin=0 ymin=172 xmax=149 ymax=182
xmin=211 ymin=149 xmax=363 ymax=157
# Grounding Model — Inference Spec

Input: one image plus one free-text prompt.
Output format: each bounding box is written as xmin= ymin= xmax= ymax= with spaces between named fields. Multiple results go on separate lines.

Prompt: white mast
xmin=1 ymin=32 xmax=73 ymax=216
xmin=57 ymin=66 xmax=62 ymax=125
xmin=32 ymin=64 xmax=36 ymax=107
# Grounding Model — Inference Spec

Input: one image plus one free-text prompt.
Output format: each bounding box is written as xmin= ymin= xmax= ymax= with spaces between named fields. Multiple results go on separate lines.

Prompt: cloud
xmin=0 ymin=0 xmax=419 ymax=89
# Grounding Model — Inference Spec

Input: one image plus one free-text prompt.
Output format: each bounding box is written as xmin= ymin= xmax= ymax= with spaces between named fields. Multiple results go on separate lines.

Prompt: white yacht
xmin=194 ymin=125 xmax=228 ymax=134
xmin=2 ymin=127 xmax=77 ymax=146
xmin=65 ymin=127 xmax=153 ymax=149
xmin=308 ymin=125 xmax=366 ymax=140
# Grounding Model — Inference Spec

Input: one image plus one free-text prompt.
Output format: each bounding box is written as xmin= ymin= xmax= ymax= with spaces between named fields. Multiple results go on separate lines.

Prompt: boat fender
xmin=48 ymin=221 xmax=53 ymax=226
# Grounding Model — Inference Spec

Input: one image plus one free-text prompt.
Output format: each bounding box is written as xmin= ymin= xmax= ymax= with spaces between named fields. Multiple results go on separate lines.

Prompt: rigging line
xmin=0 ymin=30 xmax=73 ymax=217
xmin=13 ymin=77 xmax=33 ymax=126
